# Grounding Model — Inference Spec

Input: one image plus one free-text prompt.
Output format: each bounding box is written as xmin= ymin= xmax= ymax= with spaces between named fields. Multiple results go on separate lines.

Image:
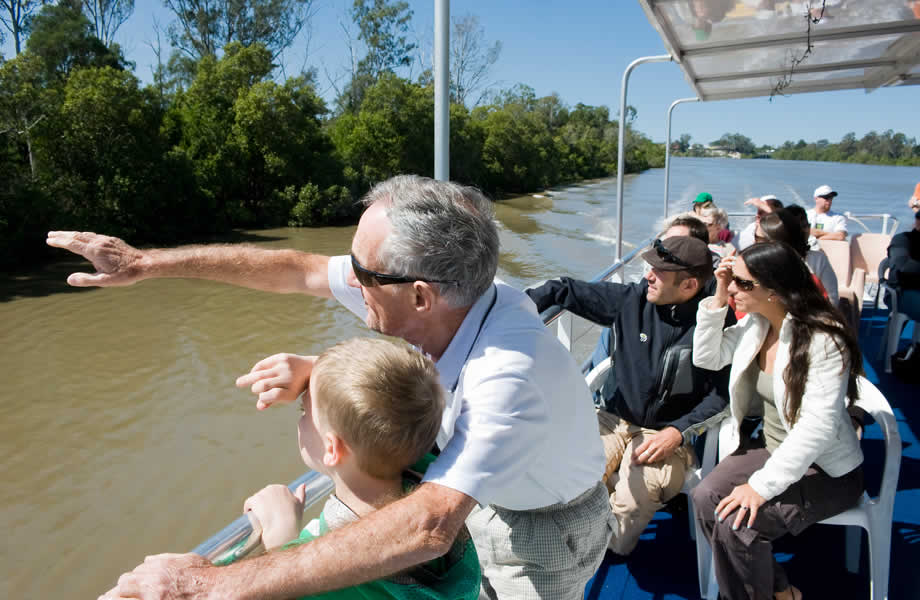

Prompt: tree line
xmin=0 ymin=0 xmax=664 ymax=271
xmin=671 ymin=130 xmax=920 ymax=164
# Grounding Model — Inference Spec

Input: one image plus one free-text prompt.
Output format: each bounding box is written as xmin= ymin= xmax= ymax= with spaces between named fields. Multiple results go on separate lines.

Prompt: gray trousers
xmin=690 ymin=438 xmax=863 ymax=600
xmin=466 ymin=481 xmax=614 ymax=600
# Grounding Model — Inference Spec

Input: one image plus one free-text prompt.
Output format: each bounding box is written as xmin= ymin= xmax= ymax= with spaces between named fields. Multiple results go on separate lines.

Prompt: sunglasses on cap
xmin=652 ymin=238 xmax=692 ymax=268
xmin=350 ymin=254 xmax=458 ymax=287
xmin=731 ymin=275 xmax=760 ymax=292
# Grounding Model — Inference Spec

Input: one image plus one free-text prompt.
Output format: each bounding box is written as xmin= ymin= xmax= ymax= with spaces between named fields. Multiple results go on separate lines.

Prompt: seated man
xmin=888 ymin=204 xmax=920 ymax=292
xmin=222 ymin=337 xmax=480 ymax=599
xmin=807 ymin=184 xmax=847 ymax=241
xmin=527 ymin=236 xmax=730 ymax=555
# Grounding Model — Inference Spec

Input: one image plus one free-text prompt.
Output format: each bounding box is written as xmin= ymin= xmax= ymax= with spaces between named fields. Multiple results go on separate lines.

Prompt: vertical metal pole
xmin=616 ymin=55 xmax=671 ymax=261
xmin=664 ymin=97 xmax=698 ymax=219
xmin=434 ymin=0 xmax=450 ymax=181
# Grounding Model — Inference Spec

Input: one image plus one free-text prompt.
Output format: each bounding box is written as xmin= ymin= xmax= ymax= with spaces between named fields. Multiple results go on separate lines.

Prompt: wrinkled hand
xmin=46 ymin=231 xmax=146 ymax=287
xmin=98 ymin=553 xmax=212 ymax=600
xmin=715 ymin=483 xmax=766 ymax=530
xmin=236 ymin=353 xmax=316 ymax=410
xmin=631 ymin=427 xmax=683 ymax=465
xmin=244 ymin=483 xmax=307 ymax=550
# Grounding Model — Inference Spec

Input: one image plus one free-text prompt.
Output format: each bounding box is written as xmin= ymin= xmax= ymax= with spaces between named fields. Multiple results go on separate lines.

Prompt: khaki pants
xmin=597 ymin=410 xmax=695 ymax=555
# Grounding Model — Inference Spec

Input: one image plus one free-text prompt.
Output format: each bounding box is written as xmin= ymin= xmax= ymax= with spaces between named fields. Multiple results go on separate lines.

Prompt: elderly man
xmin=48 ymin=176 xmax=611 ymax=600
xmin=526 ymin=236 xmax=730 ymax=556
xmin=806 ymin=184 xmax=847 ymax=241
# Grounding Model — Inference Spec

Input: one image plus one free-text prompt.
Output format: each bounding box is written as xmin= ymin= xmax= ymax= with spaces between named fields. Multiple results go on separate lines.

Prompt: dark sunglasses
xmin=652 ymin=238 xmax=692 ymax=268
xmin=731 ymin=275 xmax=760 ymax=292
xmin=350 ymin=254 xmax=458 ymax=287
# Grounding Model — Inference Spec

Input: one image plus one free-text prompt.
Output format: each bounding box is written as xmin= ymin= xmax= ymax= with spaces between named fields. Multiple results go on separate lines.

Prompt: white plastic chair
xmin=584 ymin=357 xmax=729 ymax=599
xmin=706 ymin=376 xmax=901 ymax=600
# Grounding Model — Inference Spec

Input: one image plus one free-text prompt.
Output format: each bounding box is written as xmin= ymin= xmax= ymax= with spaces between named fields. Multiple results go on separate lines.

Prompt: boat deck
xmin=586 ymin=307 xmax=919 ymax=600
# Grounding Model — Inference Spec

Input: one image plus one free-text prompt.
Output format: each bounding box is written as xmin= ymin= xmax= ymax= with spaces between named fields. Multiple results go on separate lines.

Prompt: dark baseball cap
xmin=642 ymin=236 xmax=712 ymax=272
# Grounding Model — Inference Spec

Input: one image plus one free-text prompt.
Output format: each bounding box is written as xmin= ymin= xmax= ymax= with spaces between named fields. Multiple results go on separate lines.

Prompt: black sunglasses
xmin=652 ymin=238 xmax=692 ymax=268
xmin=350 ymin=254 xmax=458 ymax=287
xmin=731 ymin=275 xmax=760 ymax=292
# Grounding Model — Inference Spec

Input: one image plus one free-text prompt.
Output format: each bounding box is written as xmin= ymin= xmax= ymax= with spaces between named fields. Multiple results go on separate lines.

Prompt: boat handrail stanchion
xmin=433 ymin=0 xmax=450 ymax=181
xmin=664 ymin=97 xmax=699 ymax=219
xmin=616 ymin=54 xmax=671 ymax=268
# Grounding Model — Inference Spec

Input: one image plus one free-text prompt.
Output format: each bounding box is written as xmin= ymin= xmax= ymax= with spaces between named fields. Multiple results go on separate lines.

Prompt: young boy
xmin=227 ymin=337 xmax=480 ymax=599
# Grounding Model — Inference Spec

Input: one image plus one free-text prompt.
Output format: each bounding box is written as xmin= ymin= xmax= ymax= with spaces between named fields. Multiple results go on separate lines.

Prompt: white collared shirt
xmin=327 ymin=256 xmax=606 ymax=509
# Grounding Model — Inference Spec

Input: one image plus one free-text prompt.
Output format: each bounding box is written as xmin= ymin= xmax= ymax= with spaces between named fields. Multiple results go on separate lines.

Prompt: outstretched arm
xmin=46 ymin=231 xmax=333 ymax=297
xmin=100 ymin=483 xmax=477 ymax=600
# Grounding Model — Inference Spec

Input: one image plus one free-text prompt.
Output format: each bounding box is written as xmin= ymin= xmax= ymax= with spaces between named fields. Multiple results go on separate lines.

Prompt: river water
xmin=3 ymin=158 xmax=919 ymax=597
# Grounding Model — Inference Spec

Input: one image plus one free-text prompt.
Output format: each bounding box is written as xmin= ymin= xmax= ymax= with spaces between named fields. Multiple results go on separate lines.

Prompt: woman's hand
xmin=715 ymin=483 xmax=766 ymax=530
xmin=712 ymin=255 xmax=735 ymax=308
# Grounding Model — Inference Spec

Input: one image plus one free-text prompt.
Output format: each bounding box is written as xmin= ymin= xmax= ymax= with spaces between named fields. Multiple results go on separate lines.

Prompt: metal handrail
xmin=192 ymin=470 xmax=334 ymax=561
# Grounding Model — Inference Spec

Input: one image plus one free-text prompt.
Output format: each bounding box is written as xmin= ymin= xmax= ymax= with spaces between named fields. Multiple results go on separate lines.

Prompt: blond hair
xmin=698 ymin=206 xmax=729 ymax=229
xmin=312 ymin=338 xmax=445 ymax=480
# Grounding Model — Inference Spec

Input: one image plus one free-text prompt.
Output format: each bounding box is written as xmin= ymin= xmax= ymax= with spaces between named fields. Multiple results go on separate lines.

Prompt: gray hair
xmin=362 ymin=175 xmax=499 ymax=308
xmin=698 ymin=206 xmax=729 ymax=229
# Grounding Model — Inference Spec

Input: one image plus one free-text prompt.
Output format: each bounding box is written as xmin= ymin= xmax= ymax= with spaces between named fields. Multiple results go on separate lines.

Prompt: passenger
xmin=691 ymin=241 xmax=864 ymax=600
xmin=782 ymin=204 xmax=839 ymax=305
xmin=585 ymin=214 xmax=716 ymax=382
xmin=807 ymin=184 xmax=848 ymax=241
xmin=221 ymin=337 xmax=480 ymax=599
xmin=693 ymin=191 xmax=715 ymax=213
xmin=910 ymin=182 xmax=920 ymax=212
xmin=51 ymin=175 xmax=612 ymax=600
xmin=699 ymin=205 xmax=734 ymax=259
xmin=736 ymin=195 xmax=783 ymax=250
xmin=526 ymin=236 xmax=731 ymax=556
xmin=887 ymin=205 xmax=920 ymax=292
xmin=756 ymin=212 xmax=834 ymax=303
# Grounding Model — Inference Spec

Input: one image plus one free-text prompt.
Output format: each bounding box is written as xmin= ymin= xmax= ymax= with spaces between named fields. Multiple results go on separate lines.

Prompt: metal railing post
xmin=664 ymin=97 xmax=699 ymax=219
xmin=434 ymin=0 xmax=450 ymax=181
xmin=616 ymin=55 xmax=672 ymax=261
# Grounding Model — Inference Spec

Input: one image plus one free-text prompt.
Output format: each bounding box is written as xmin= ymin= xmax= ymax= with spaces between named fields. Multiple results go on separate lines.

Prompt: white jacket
xmin=693 ymin=297 xmax=863 ymax=500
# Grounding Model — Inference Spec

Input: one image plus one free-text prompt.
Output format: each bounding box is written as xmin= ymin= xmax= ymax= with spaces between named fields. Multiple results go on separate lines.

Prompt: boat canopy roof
xmin=638 ymin=0 xmax=920 ymax=101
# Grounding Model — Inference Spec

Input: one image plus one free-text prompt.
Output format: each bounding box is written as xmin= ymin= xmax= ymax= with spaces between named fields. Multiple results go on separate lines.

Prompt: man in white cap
xmin=806 ymin=184 xmax=847 ymax=241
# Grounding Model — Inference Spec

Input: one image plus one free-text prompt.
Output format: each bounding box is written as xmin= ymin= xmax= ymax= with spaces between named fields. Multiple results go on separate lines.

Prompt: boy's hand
xmin=236 ymin=353 xmax=317 ymax=410
xmin=244 ymin=483 xmax=307 ymax=551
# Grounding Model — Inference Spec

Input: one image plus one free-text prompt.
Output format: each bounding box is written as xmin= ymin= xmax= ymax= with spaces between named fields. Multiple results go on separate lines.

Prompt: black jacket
xmin=526 ymin=278 xmax=731 ymax=437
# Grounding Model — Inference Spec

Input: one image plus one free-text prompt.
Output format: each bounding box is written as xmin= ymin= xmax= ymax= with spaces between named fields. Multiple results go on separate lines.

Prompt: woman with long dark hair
xmin=691 ymin=241 xmax=864 ymax=600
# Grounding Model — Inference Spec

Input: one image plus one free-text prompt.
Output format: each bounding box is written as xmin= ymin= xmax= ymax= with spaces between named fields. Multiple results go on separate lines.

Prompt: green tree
xmin=163 ymin=0 xmax=315 ymax=61
xmin=338 ymin=0 xmax=414 ymax=113
xmin=0 ymin=0 xmax=47 ymax=56
xmin=81 ymin=0 xmax=133 ymax=46
xmin=450 ymin=13 xmax=500 ymax=106
xmin=26 ymin=0 xmax=125 ymax=81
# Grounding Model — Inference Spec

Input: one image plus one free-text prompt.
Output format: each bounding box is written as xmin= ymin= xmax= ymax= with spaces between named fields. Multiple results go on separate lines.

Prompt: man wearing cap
xmin=692 ymin=192 xmax=714 ymax=214
xmin=807 ymin=184 xmax=848 ymax=241
xmin=526 ymin=236 xmax=730 ymax=555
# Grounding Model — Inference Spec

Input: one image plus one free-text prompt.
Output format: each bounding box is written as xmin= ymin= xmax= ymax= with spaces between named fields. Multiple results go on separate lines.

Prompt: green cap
xmin=694 ymin=192 xmax=713 ymax=204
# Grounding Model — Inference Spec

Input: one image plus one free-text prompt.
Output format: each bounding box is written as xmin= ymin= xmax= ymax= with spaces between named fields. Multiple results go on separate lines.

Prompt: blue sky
xmin=4 ymin=0 xmax=918 ymax=147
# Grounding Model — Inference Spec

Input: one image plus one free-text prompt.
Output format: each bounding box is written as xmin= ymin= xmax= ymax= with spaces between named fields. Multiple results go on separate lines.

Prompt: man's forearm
xmin=144 ymin=245 xmax=333 ymax=297
xmin=210 ymin=483 xmax=475 ymax=600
